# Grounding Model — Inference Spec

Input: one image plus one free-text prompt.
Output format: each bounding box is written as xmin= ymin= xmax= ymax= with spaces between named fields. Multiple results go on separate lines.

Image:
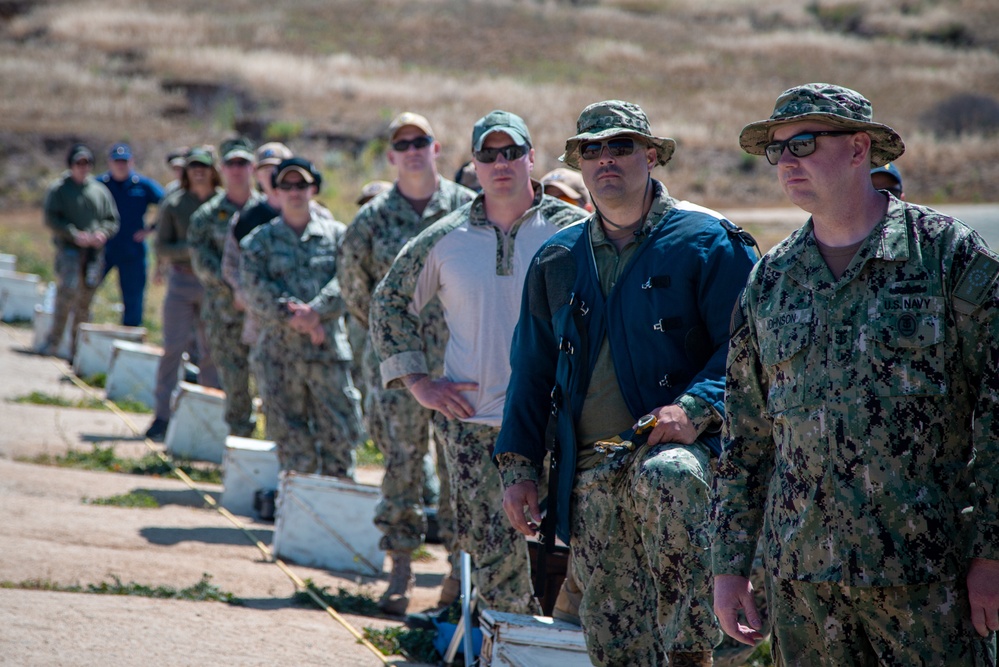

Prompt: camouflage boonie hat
xmin=739 ymin=83 xmax=905 ymax=168
xmin=560 ymin=100 xmax=676 ymax=170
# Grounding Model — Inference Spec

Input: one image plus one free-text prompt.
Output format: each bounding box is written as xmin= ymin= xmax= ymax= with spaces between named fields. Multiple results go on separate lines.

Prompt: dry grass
xmin=0 ymin=0 xmax=997 ymax=215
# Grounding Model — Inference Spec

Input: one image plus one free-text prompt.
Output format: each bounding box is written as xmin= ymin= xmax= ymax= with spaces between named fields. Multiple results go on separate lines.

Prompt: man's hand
xmin=502 ymin=480 xmax=541 ymax=537
xmin=286 ymin=302 xmax=320 ymax=334
xmin=132 ymin=228 xmax=154 ymax=242
xmin=645 ymin=404 xmax=698 ymax=446
xmin=714 ymin=574 xmax=765 ymax=646
xmin=968 ymin=557 xmax=999 ymax=637
xmin=406 ymin=375 xmax=478 ymax=420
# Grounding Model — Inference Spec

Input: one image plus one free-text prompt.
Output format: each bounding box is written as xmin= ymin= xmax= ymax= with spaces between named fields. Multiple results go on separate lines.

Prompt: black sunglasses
xmin=473 ymin=144 xmax=528 ymax=164
xmin=764 ymin=131 xmax=856 ymax=165
xmin=580 ymin=137 xmax=640 ymax=161
xmin=276 ymin=181 xmax=311 ymax=191
xmin=391 ymin=136 xmax=433 ymax=152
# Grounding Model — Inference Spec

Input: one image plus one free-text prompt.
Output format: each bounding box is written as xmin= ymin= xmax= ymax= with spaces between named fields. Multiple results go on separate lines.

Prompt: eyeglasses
xmin=391 ymin=136 xmax=433 ymax=152
xmin=473 ymin=145 xmax=528 ymax=164
xmin=225 ymin=159 xmax=251 ymax=167
xmin=764 ymin=131 xmax=856 ymax=165
xmin=276 ymin=181 xmax=311 ymax=191
xmin=580 ymin=137 xmax=640 ymax=161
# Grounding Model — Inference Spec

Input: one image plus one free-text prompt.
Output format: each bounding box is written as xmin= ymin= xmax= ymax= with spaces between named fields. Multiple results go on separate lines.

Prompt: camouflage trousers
xmin=367 ymin=384 xmax=456 ymax=555
xmin=46 ymin=246 xmax=101 ymax=354
xmin=769 ymin=576 xmax=997 ymax=667
xmin=254 ymin=350 xmax=363 ymax=479
xmin=433 ymin=414 xmax=538 ymax=615
xmin=570 ymin=440 xmax=721 ymax=666
xmin=202 ymin=294 xmax=254 ymax=437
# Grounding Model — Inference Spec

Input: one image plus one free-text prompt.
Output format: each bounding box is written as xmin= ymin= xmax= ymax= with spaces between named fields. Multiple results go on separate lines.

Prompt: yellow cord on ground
xmin=5 ymin=324 xmax=391 ymax=666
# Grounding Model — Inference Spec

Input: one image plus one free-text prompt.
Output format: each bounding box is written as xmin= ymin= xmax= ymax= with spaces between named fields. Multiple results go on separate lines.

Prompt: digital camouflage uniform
xmin=189 ymin=190 xmax=265 ymax=437
xmin=42 ymin=171 xmax=119 ymax=354
xmin=371 ymin=188 xmax=584 ymax=614
xmin=240 ymin=212 xmax=365 ymax=478
xmin=338 ymin=179 xmax=473 ymax=554
xmin=712 ymin=197 xmax=999 ymax=666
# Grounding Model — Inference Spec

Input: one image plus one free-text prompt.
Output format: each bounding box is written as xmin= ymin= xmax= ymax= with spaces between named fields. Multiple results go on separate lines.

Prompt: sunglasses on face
xmin=473 ymin=144 xmax=528 ymax=164
xmin=580 ymin=137 xmax=640 ymax=161
xmin=391 ymin=136 xmax=433 ymax=152
xmin=764 ymin=131 xmax=857 ymax=165
xmin=276 ymin=181 xmax=311 ymax=191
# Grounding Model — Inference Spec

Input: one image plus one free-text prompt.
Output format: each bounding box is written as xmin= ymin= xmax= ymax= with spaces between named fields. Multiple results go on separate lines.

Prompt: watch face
xmin=635 ymin=414 xmax=657 ymax=434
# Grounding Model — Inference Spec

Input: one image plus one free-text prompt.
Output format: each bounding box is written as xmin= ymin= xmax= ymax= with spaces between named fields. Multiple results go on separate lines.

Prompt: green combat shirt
xmin=239 ymin=213 xmax=352 ymax=362
xmin=712 ymin=196 xmax=999 ymax=587
xmin=43 ymin=172 xmax=119 ymax=248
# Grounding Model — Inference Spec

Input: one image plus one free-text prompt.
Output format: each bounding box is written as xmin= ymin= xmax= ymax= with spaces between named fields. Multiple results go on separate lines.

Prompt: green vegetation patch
xmin=1 ymin=573 xmax=241 ymax=604
xmin=356 ymin=439 xmax=384 ymax=467
xmin=362 ymin=625 xmax=438 ymax=663
xmin=84 ymin=491 xmax=159 ymax=508
xmin=24 ymin=444 xmax=222 ymax=485
xmin=13 ymin=391 xmax=105 ymax=410
xmin=294 ymin=579 xmax=381 ymax=616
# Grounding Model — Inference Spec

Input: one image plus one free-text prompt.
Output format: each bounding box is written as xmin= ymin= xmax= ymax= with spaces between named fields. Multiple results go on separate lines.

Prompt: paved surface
xmin=0 ymin=325 xmax=442 ymax=667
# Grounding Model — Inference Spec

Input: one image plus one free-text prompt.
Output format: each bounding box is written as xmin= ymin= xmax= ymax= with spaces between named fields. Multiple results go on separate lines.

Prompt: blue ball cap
xmin=870 ymin=162 xmax=902 ymax=190
xmin=109 ymin=142 xmax=132 ymax=161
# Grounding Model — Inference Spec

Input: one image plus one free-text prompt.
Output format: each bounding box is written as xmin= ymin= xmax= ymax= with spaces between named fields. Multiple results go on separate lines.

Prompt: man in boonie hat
xmin=496 ymin=99 xmax=757 ymax=666
xmin=713 ymin=82 xmax=999 ymax=665
xmin=240 ymin=156 xmax=365 ymax=480
xmin=338 ymin=111 xmax=473 ymax=615
xmin=370 ymin=109 xmax=584 ymax=618
xmin=187 ymin=137 xmax=265 ymax=439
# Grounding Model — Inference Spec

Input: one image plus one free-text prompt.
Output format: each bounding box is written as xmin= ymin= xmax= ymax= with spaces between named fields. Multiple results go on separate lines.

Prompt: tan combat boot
xmin=378 ymin=550 xmax=415 ymax=615
xmin=667 ymin=650 xmax=713 ymax=667
xmin=552 ymin=565 xmax=582 ymax=626
xmin=437 ymin=572 xmax=461 ymax=608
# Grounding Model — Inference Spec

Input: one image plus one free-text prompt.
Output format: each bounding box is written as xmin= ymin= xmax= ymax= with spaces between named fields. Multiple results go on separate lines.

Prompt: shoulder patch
xmin=954 ymin=248 xmax=999 ymax=312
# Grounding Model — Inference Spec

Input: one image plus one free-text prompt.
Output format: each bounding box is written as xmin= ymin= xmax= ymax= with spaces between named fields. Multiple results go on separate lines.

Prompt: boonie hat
xmin=388 ymin=112 xmax=434 ymax=141
xmin=560 ymin=100 xmax=676 ymax=170
xmin=254 ymin=142 xmax=293 ymax=168
xmin=221 ymin=137 xmax=255 ymax=163
xmin=870 ymin=162 xmax=903 ymax=189
xmin=109 ymin=142 xmax=132 ymax=161
xmin=541 ymin=168 xmax=589 ymax=206
xmin=272 ymin=157 xmax=323 ymax=191
xmin=185 ymin=146 xmax=216 ymax=167
xmin=472 ymin=110 xmax=532 ymax=152
xmin=739 ymin=83 xmax=905 ymax=168
xmin=356 ymin=180 xmax=393 ymax=205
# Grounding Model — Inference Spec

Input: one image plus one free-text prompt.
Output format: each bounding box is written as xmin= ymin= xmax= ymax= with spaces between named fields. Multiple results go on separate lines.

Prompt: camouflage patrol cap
xmin=739 ymin=83 xmax=905 ymax=168
xmin=560 ymin=100 xmax=676 ymax=170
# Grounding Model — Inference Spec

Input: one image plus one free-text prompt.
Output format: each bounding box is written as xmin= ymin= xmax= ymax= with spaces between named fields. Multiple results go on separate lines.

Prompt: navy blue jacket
xmin=494 ymin=187 xmax=757 ymax=543
xmin=98 ymin=171 xmax=164 ymax=261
